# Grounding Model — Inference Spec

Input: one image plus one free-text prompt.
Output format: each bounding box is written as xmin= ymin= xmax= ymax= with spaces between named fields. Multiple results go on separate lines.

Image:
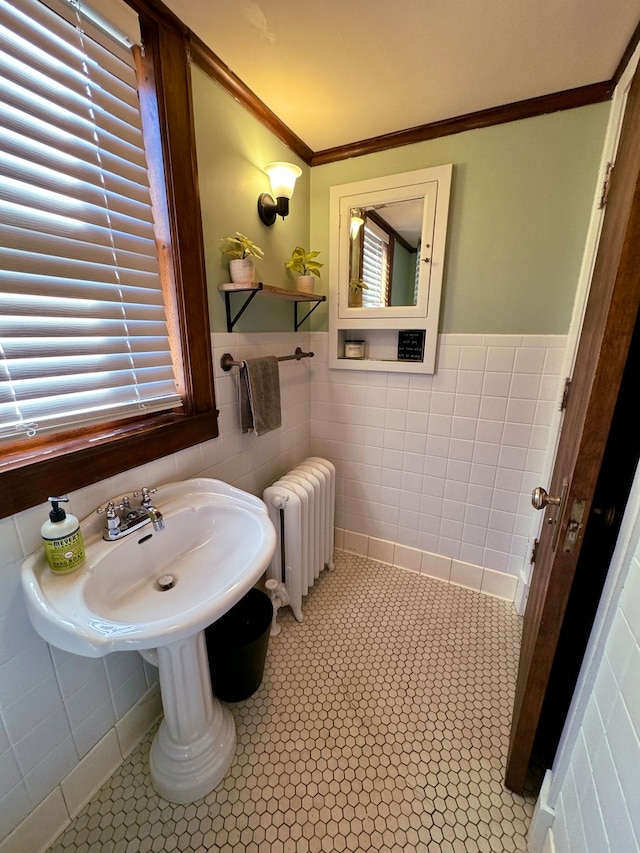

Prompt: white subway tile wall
xmin=544 ymin=527 xmax=640 ymax=852
xmin=309 ymin=332 xmax=566 ymax=577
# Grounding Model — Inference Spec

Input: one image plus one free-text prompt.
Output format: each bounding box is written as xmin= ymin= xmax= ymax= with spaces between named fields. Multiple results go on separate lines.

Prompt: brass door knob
xmin=592 ymin=505 xmax=616 ymax=526
xmin=531 ymin=486 xmax=562 ymax=510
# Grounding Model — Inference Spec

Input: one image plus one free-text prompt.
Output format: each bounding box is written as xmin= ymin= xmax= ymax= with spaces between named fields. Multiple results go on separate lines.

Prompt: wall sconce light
xmin=257 ymin=161 xmax=302 ymax=226
xmin=350 ymin=209 xmax=365 ymax=240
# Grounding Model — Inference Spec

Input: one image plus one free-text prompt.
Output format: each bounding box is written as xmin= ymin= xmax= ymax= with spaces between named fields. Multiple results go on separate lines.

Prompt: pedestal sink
xmin=21 ymin=479 xmax=276 ymax=803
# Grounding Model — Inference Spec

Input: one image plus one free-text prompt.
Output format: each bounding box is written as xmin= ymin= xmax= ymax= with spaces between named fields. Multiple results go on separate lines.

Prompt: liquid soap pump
xmin=41 ymin=496 xmax=85 ymax=574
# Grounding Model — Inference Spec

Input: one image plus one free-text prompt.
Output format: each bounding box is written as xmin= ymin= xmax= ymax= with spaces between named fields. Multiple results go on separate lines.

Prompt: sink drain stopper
xmin=157 ymin=574 xmax=176 ymax=591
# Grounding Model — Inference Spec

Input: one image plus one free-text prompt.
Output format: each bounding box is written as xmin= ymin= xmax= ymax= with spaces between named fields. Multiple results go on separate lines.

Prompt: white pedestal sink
xmin=148 ymin=632 xmax=236 ymax=802
xmin=21 ymin=479 xmax=276 ymax=803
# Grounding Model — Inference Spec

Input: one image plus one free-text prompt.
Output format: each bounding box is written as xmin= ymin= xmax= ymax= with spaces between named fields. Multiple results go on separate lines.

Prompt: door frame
xmin=506 ymin=51 xmax=640 ymax=791
xmin=515 ymin=53 xmax=639 ymax=616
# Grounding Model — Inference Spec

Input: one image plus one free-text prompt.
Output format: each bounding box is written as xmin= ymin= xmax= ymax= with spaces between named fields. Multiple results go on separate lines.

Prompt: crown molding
xmin=189 ymin=35 xmax=314 ymax=165
xmin=612 ymin=17 xmax=640 ymax=85
xmin=310 ymin=82 xmax=614 ymax=166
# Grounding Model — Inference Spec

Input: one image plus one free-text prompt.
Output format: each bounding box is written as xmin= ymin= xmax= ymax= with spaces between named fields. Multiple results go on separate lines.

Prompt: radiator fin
xmin=263 ymin=457 xmax=335 ymax=622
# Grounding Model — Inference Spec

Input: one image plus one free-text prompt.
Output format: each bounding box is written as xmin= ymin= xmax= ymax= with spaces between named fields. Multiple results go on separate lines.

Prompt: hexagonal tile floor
xmin=48 ymin=551 xmax=536 ymax=853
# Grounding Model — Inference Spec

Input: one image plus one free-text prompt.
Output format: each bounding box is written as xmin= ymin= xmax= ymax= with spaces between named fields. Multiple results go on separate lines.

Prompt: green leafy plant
xmin=219 ymin=232 xmax=264 ymax=260
xmin=285 ymin=246 xmax=323 ymax=278
xmin=349 ymin=279 xmax=368 ymax=291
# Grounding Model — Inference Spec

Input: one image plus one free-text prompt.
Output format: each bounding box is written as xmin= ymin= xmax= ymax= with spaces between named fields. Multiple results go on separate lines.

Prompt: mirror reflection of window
xmin=350 ymin=210 xmax=365 ymax=240
xmin=349 ymin=199 xmax=421 ymax=308
xmin=361 ymin=220 xmax=390 ymax=307
xmin=413 ymin=240 xmax=421 ymax=305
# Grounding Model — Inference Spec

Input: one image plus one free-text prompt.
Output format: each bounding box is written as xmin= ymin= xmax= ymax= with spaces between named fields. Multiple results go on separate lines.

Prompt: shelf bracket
xmin=223 ymin=287 xmax=262 ymax=332
xmin=295 ymin=299 xmax=323 ymax=331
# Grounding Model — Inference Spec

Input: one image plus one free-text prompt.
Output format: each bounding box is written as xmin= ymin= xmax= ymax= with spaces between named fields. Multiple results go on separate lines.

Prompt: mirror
xmin=329 ymin=165 xmax=452 ymax=375
xmin=331 ymin=165 xmax=451 ymax=321
xmin=348 ymin=197 xmax=425 ymax=309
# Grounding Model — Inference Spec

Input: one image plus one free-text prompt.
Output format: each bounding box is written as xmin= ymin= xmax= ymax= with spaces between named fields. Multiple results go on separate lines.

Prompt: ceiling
xmin=162 ymin=0 xmax=640 ymax=153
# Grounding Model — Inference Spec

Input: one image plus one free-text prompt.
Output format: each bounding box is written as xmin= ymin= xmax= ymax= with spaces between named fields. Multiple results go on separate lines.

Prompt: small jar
xmin=344 ymin=340 xmax=365 ymax=359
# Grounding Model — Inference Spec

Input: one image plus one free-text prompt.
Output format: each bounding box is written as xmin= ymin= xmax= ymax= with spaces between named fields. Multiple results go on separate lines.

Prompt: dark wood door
xmin=505 ymin=65 xmax=640 ymax=793
xmin=535 ymin=312 xmax=640 ymax=763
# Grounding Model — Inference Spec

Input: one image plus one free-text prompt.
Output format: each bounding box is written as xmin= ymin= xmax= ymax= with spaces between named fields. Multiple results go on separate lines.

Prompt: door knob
xmin=531 ymin=486 xmax=562 ymax=510
xmin=592 ymin=505 xmax=616 ymax=526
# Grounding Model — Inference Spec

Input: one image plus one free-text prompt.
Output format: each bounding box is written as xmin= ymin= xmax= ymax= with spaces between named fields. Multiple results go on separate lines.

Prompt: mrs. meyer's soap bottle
xmin=41 ymin=496 xmax=86 ymax=574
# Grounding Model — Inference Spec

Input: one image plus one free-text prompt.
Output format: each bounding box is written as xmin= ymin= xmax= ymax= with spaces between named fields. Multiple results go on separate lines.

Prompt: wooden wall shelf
xmin=218 ymin=282 xmax=326 ymax=331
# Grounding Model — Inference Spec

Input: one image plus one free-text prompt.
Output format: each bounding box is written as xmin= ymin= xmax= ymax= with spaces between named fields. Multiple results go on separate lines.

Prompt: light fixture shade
xmin=264 ymin=162 xmax=302 ymax=200
xmin=350 ymin=212 xmax=365 ymax=240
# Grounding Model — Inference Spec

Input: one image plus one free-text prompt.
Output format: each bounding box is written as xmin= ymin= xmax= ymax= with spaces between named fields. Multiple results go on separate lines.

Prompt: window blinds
xmin=0 ymin=0 xmax=181 ymax=443
xmin=361 ymin=221 xmax=390 ymax=308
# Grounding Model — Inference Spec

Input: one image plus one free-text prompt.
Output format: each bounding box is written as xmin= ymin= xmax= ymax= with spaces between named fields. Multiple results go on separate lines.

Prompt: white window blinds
xmin=361 ymin=220 xmax=390 ymax=308
xmin=413 ymin=239 xmax=421 ymax=305
xmin=0 ymin=0 xmax=181 ymax=443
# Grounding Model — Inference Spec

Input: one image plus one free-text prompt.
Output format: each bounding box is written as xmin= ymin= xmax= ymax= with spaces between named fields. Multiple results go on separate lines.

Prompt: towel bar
xmin=220 ymin=347 xmax=314 ymax=372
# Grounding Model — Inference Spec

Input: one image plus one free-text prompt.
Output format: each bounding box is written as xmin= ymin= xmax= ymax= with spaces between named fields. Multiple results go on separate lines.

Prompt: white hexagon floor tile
xmin=48 ymin=551 xmax=538 ymax=853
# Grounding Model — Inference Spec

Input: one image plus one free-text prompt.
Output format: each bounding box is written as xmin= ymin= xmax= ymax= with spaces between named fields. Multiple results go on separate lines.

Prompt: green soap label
xmin=43 ymin=530 xmax=85 ymax=573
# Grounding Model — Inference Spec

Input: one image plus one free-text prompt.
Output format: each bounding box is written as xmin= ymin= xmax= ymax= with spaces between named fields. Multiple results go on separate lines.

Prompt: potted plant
xmin=348 ymin=278 xmax=368 ymax=308
xmin=220 ymin=232 xmax=264 ymax=285
xmin=285 ymin=246 xmax=323 ymax=293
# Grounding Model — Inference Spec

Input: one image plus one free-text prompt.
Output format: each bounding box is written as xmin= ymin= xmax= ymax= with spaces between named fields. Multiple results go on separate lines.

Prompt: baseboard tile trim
xmin=515 ymin=570 xmax=530 ymax=616
xmin=116 ymin=683 xmax=162 ymax=757
xmin=337 ymin=528 xmax=518 ymax=602
xmin=542 ymin=829 xmax=557 ymax=853
xmin=61 ymin=729 xmax=122 ymax=820
xmin=0 ymin=787 xmax=68 ymax=853
xmin=2 ymin=685 xmax=163 ymax=853
xmin=528 ymin=770 xmax=556 ymax=853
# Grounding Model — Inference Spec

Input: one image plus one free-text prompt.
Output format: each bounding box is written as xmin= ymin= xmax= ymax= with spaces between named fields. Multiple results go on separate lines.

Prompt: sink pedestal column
xmin=149 ymin=630 xmax=235 ymax=803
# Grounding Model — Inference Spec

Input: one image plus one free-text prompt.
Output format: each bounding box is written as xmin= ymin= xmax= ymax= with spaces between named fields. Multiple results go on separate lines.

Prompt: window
xmin=361 ymin=220 xmax=390 ymax=308
xmin=0 ymin=0 xmax=217 ymax=518
xmin=0 ymin=0 xmax=183 ymax=441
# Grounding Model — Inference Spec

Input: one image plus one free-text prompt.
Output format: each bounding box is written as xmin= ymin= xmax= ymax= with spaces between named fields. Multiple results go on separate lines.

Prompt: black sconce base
xmin=258 ymin=193 xmax=277 ymax=226
xmin=258 ymin=193 xmax=290 ymax=226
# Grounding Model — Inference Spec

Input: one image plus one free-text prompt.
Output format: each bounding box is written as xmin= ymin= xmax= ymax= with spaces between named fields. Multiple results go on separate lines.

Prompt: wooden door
xmin=505 ymin=66 xmax=640 ymax=793
xmin=535 ymin=312 xmax=640 ymax=762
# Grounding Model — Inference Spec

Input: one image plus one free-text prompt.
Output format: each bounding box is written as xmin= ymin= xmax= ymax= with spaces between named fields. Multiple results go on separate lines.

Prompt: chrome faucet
xmin=135 ymin=487 xmax=165 ymax=532
xmin=97 ymin=486 xmax=165 ymax=540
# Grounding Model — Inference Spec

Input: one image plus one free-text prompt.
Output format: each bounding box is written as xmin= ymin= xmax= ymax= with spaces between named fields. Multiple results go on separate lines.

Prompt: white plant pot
xmin=229 ymin=258 xmax=255 ymax=285
xmin=348 ymin=287 xmax=363 ymax=308
xmin=296 ymin=275 xmax=316 ymax=293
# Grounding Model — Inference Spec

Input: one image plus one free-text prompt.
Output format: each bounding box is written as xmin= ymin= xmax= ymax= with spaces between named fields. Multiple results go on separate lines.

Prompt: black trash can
xmin=205 ymin=588 xmax=273 ymax=702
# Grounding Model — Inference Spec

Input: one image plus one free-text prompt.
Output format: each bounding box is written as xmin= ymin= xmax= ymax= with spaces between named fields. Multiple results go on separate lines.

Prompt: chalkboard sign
xmin=397 ymin=330 xmax=425 ymax=361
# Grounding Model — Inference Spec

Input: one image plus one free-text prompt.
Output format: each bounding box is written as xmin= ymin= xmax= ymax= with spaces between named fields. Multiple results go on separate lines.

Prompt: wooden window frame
xmin=0 ymin=8 xmax=217 ymax=519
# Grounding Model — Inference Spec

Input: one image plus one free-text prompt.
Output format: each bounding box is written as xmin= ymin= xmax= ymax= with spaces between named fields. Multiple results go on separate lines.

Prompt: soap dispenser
xmin=41 ymin=496 xmax=86 ymax=574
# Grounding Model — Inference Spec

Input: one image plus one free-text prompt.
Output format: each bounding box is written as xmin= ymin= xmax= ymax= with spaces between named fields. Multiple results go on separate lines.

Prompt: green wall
xmin=310 ymin=103 xmax=609 ymax=334
xmin=191 ymin=60 xmax=609 ymax=336
xmin=191 ymin=66 xmax=311 ymax=333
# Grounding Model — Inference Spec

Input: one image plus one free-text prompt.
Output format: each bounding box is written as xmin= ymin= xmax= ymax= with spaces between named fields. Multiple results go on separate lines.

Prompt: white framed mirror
xmin=329 ymin=165 xmax=452 ymax=373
